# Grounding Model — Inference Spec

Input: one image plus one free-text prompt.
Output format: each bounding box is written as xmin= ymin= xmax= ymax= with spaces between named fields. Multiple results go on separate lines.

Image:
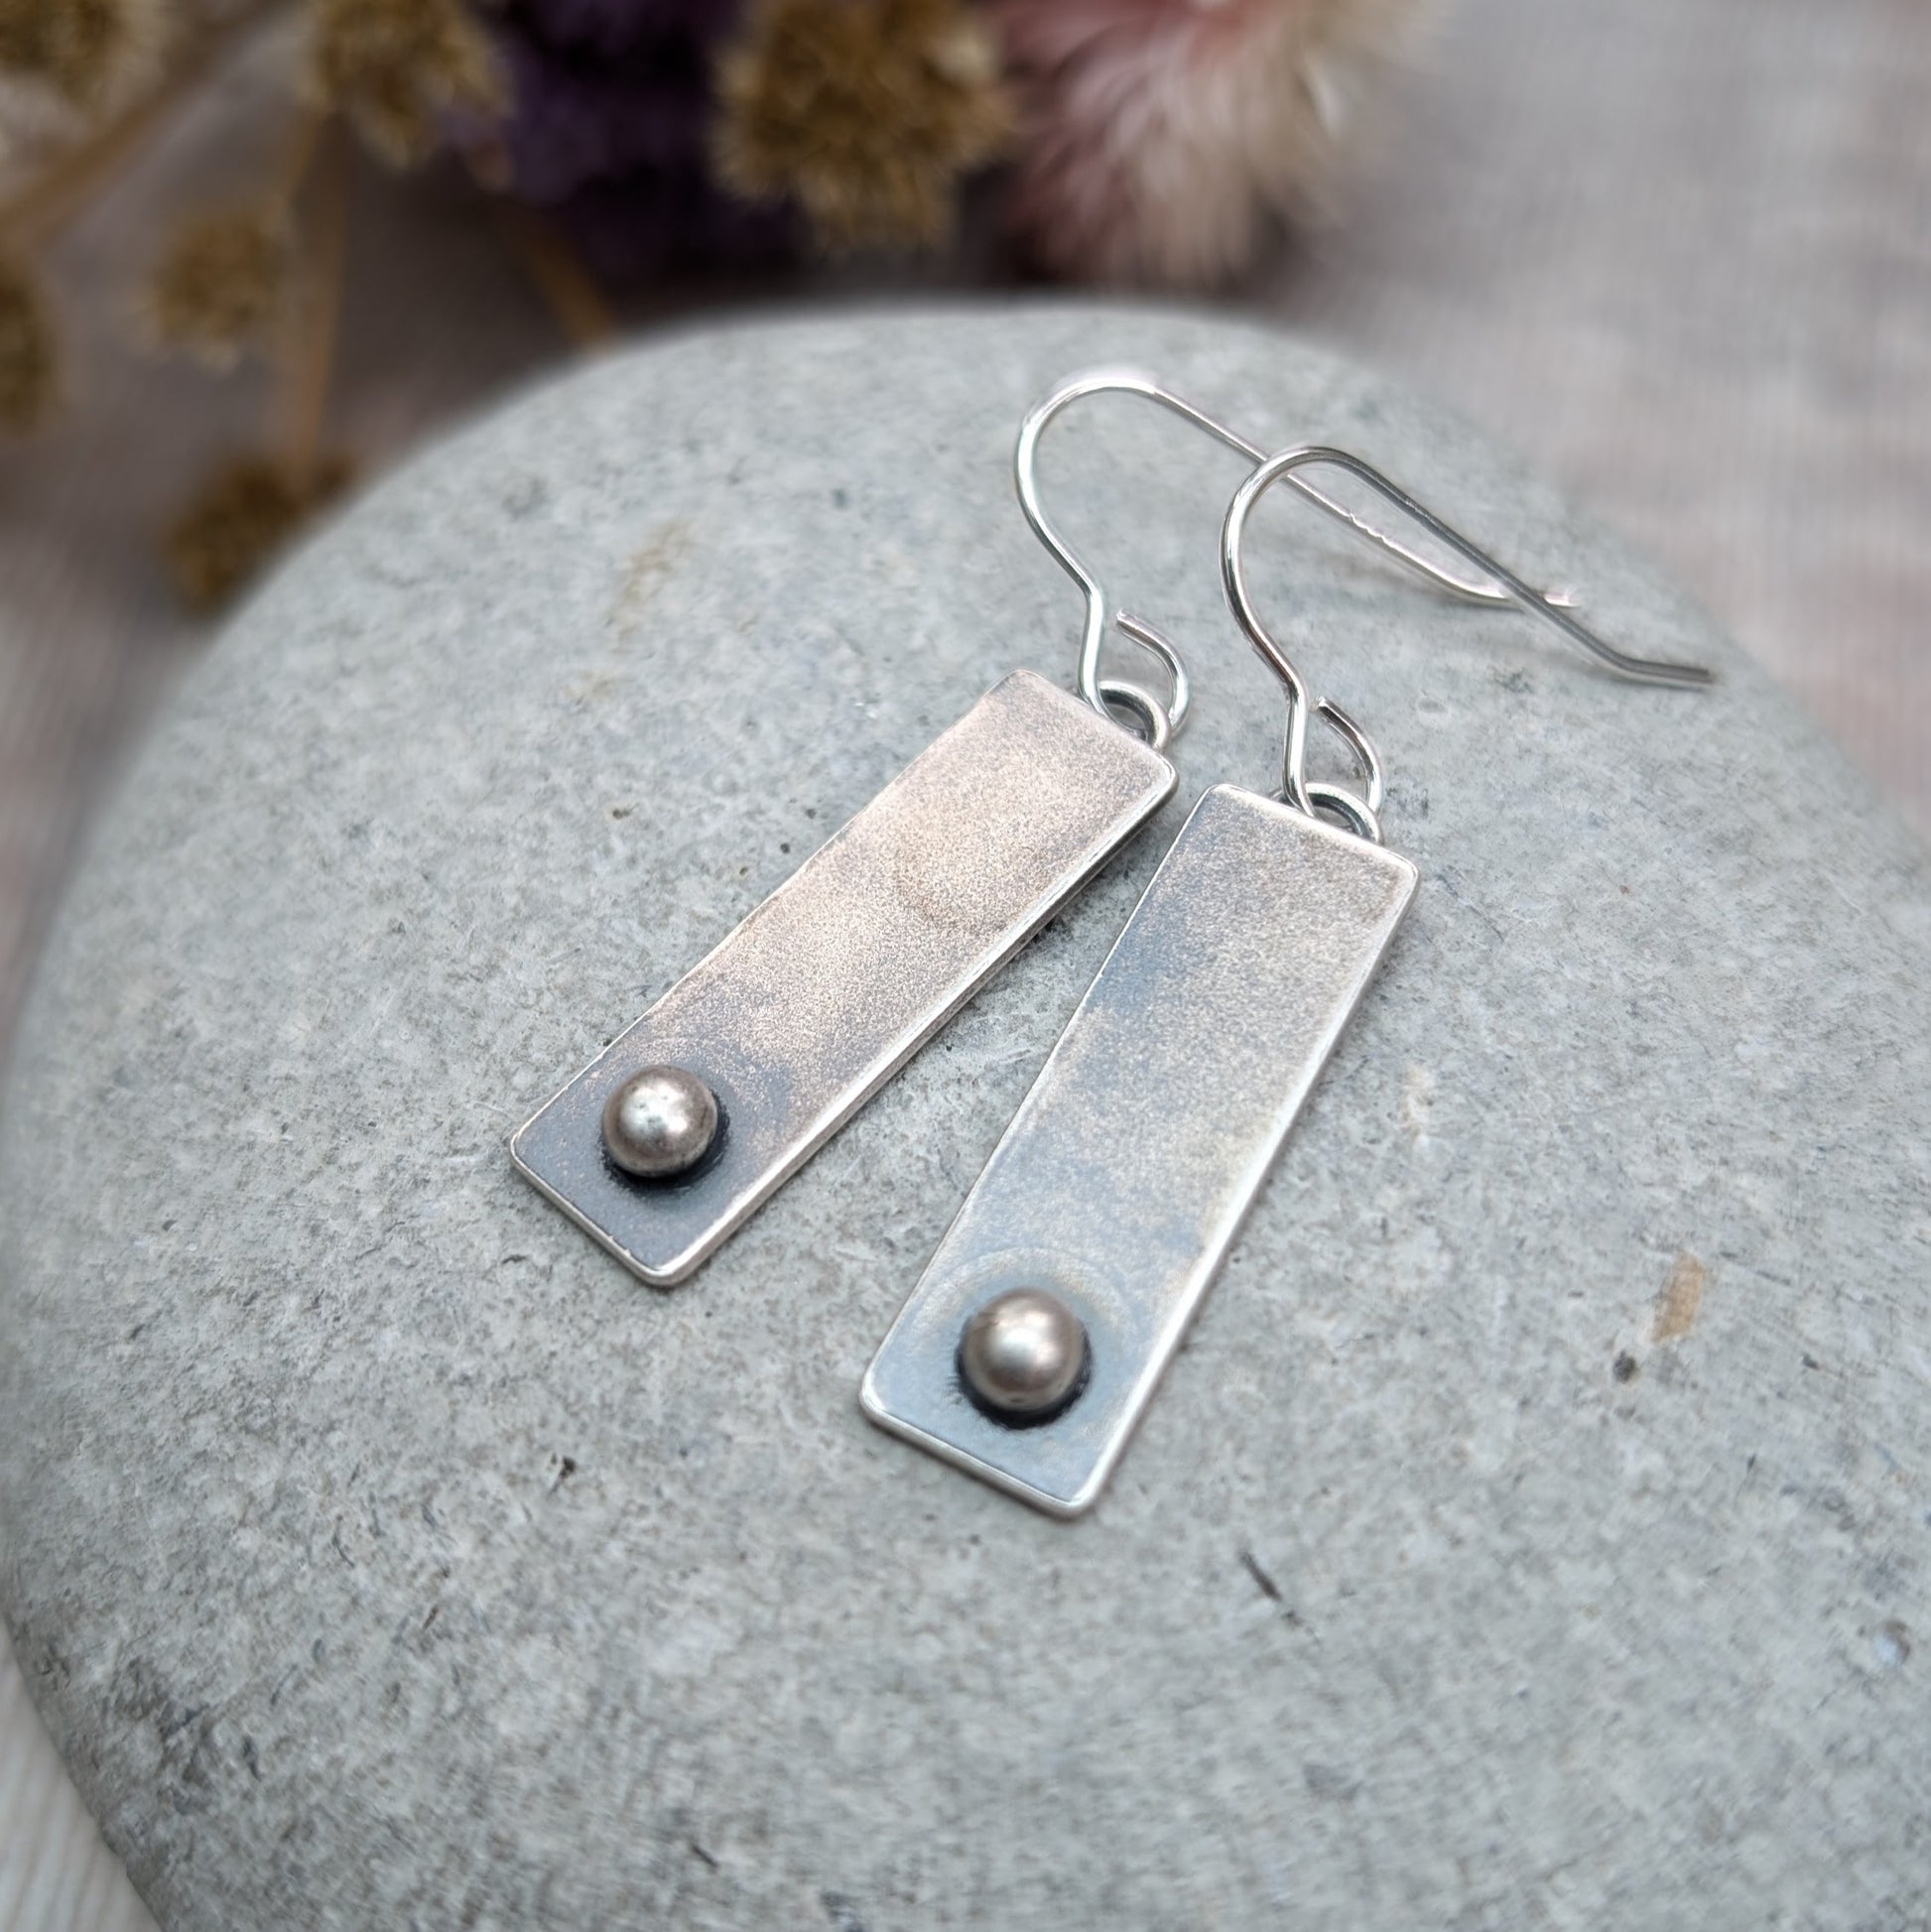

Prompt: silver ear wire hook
xmin=1301 ymin=697 xmax=1387 ymax=844
xmin=1015 ymin=369 xmax=1550 ymax=749
xmin=1221 ymin=444 xmax=1716 ymax=835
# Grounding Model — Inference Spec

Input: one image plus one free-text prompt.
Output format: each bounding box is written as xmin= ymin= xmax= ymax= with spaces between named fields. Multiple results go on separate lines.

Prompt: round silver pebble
xmin=958 ymin=1288 xmax=1089 ymax=1419
xmin=600 ymin=1065 xmax=718 ymax=1179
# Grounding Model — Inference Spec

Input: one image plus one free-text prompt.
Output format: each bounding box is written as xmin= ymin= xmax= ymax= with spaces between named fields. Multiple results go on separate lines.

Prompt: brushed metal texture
xmin=511 ymin=671 xmax=1176 ymax=1285
xmin=862 ymin=783 xmax=1418 ymax=1514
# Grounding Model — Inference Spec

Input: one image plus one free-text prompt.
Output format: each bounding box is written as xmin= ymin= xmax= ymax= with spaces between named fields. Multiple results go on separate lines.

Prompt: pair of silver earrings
xmin=511 ymin=369 xmax=1711 ymax=1517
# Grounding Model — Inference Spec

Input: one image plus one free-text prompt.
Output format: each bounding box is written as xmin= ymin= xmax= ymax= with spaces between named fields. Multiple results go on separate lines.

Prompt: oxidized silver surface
xmin=861 ymin=784 xmax=1418 ymax=1515
xmin=511 ymin=671 xmax=1175 ymax=1286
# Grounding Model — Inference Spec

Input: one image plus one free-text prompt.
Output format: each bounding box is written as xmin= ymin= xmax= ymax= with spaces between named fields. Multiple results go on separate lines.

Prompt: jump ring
xmin=1095 ymin=678 xmax=1173 ymax=754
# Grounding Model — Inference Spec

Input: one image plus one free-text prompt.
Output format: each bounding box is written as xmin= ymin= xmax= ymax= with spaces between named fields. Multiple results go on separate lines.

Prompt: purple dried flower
xmin=480 ymin=0 xmax=794 ymax=278
xmin=514 ymin=0 xmax=738 ymax=57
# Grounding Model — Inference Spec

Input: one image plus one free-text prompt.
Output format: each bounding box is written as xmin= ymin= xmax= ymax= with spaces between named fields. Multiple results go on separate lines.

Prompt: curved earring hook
xmin=1221 ymin=444 xmax=1715 ymax=826
xmin=1302 ymin=698 xmax=1386 ymax=844
xmin=1014 ymin=369 xmax=1550 ymax=744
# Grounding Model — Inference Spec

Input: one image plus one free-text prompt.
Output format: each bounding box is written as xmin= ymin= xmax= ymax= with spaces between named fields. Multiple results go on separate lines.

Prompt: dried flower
xmin=0 ymin=0 xmax=161 ymax=105
xmin=0 ymin=252 xmax=59 ymax=432
xmin=165 ymin=451 xmax=350 ymax=608
xmin=714 ymin=0 xmax=1012 ymax=252
xmin=309 ymin=0 xmax=507 ymax=168
xmin=141 ymin=206 xmax=288 ymax=367
xmin=510 ymin=0 xmax=735 ymax=60
xmin=995 ymin=0 xmax=1415 ymax=287
xmin=477 ymin=0 xmax=793 ymax=283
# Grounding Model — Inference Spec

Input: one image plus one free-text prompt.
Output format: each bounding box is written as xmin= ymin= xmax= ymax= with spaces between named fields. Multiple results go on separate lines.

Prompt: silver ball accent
xmin=600 ymin=1065 xmax=718 ymax=1179
xmin=958 ymin=1288 xmax=1089 ymax=1420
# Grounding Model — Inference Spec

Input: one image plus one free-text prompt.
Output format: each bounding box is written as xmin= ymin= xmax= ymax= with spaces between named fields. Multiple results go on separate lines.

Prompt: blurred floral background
xmin=1 ymin=0 xmax=1928 ymax=1924
xmin=2 ymin=0 xmax=1416 ymax=605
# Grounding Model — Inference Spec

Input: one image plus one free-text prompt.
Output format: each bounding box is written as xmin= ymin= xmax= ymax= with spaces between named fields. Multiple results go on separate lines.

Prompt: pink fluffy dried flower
xmin=995 ymin=0 xmax=1417 ymax=288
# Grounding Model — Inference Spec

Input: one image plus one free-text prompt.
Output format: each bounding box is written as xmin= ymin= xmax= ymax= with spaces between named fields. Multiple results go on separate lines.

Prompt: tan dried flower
xmin=0 ymin=252 xmax=59 ymax=433
xmin=0 ymin=0 xmax=161 ymax=105
xmin=165 ymin=451 xmax=350 ymax=608
xmin=141 ymin=206 xmax=288 ymax=367
xmin=714 ymin=0 xmax=1013 ymax=253
xmin=308 ymin=0 xmax=506 ymax=169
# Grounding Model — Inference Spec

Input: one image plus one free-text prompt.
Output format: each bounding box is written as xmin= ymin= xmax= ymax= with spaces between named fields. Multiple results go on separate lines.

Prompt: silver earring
xmin=862 ymin=439 xmax=1712 ymax=1515
xmin=511 ymin=371 xmax=1598 ymax=1289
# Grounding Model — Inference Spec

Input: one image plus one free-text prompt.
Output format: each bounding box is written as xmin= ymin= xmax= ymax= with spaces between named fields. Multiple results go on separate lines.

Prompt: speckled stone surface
xmin=2 ymin=308 xmax=1927 ymax=1931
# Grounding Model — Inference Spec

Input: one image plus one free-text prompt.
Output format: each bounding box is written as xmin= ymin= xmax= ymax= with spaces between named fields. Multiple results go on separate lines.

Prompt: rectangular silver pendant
xmin=861 ymin=783 xmax=1418 ymax=1515
xmin=511 ymin=670 xmax=1175 ymax=1286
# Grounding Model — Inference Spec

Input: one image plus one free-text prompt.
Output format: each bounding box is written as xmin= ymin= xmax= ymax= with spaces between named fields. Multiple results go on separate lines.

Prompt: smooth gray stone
xmin=2 ymin=307 xmax=1927 ymax=1931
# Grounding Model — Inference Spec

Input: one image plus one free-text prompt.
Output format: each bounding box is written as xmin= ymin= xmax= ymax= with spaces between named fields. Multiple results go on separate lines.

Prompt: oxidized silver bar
xmin=511 ymin=671 xmax=1175 ymax=1286
xmin=861 ymin=783 xmax=1418 ymax=1515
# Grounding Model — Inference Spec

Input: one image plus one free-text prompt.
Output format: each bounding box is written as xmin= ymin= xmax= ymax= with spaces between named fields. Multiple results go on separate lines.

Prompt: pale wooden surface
xmin=0 ymin=1 xmax=1926 ymax=1926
